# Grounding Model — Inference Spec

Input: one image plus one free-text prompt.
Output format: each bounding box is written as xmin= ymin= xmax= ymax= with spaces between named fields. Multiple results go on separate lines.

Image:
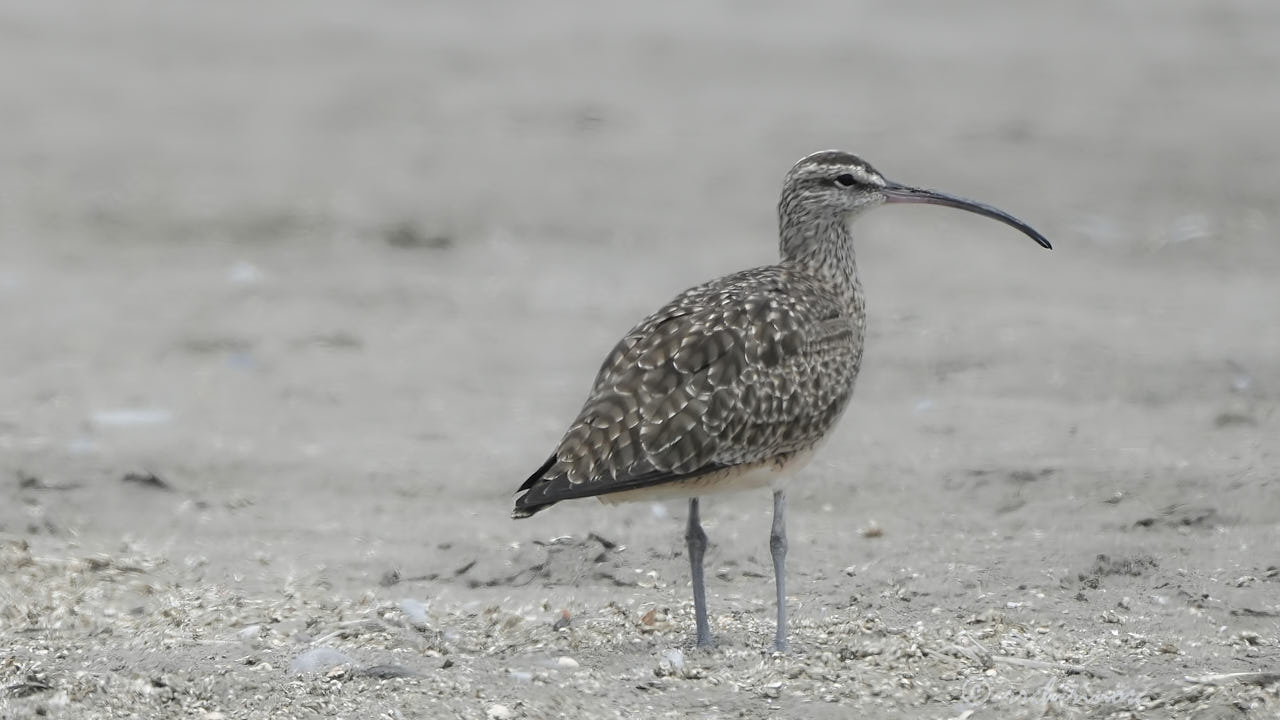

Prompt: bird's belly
xmin=597 ymin=447 xmax=820 ymax=505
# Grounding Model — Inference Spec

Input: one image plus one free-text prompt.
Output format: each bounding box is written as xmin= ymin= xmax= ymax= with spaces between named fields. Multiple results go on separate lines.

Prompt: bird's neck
xmin=778 ymin=212 xmax=860 ymax=299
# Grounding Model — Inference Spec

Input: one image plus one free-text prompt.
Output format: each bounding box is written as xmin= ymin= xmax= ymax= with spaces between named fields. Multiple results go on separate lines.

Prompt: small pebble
xmin=360 ymin=664 xmax=417 ymax=679
xmin=486 ymin=703 xmax=514 ymax=720
xmin=290 ymin=647 xmax=354 ymax=674
xmin=555 ymin=656 xmax=579 ymax=669
xmin=399 ymin=598 xmax=429 ymax=628
xmin=1235 ymin=631 xmax=1262 ymax=646
xmin=663 ymin=649 xmax=685 ymax=673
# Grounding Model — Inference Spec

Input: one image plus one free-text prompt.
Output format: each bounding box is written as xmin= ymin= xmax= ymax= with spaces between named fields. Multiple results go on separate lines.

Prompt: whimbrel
xmin=513 ymin=150 xmax=1050 ymax=650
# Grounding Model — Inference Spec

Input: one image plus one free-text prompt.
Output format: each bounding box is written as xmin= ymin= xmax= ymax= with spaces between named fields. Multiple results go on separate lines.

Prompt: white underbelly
xmin=597 ymin=447 xmax=820 ymax=505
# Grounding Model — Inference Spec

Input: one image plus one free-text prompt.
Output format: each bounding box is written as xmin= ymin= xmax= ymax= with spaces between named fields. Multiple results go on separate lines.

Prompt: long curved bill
xmin=882 ymin=181 xmax=1052 ymax=249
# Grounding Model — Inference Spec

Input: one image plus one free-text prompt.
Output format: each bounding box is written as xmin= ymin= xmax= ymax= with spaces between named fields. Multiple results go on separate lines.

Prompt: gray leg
xmin=685 ymin=497 xmax=713 ymax=648
xmin=770 ymin=489 xmax=788 ymax=652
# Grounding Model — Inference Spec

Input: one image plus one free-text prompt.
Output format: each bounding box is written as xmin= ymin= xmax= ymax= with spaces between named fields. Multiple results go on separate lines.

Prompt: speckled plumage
xmin=512 ymin=149 xmax=1050 ymax=650
xmin=514 ymin=152 xmax=874 ymax=518
xmin=514 ymin=264 xmax=865 ymax=515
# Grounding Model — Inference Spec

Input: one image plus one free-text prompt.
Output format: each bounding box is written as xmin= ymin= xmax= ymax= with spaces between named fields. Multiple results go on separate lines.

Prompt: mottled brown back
xmin=514 ymin=264 xmax=866 ymax=516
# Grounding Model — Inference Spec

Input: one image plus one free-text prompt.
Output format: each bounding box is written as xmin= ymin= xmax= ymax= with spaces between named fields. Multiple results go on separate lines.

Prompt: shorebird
xmin=513 ymin=150 xmax=1050 ymax=651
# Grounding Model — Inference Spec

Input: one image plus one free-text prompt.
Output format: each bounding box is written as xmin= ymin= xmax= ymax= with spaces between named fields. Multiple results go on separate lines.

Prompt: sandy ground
xmin=2 ymin=1 xmax=1279 ymax=718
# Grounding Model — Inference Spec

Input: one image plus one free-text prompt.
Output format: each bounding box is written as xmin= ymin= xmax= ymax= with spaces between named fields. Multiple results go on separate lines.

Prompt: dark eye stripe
xmin=834 ymin=174 xmax=856 ymax=187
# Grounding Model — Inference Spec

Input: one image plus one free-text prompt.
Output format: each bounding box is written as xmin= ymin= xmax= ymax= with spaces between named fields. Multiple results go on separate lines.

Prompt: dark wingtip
xmin=518 ymin=455 xmax=556 ymax=492
xmin=512 ymin=455 xmax=558 ymax=519
xmin=512 ymin=493 xmax=555 ymax=519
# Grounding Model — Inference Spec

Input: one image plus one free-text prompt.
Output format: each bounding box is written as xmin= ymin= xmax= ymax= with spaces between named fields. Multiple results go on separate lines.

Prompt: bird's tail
xmin=511 ymin=455 xmax=557 ymax=519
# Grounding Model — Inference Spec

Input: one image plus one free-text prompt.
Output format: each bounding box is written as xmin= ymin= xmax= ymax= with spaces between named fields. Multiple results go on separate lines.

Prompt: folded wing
xmin=514 ymin=267 xmax=859 ymax=516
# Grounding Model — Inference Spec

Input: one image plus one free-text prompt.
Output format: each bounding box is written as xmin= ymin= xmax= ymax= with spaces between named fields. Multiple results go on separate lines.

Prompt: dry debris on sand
xmin=2 ymin=535 xmax=1276 ymax=719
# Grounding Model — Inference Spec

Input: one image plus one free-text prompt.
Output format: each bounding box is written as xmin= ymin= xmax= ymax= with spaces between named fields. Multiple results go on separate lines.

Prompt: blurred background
xmin=1 ymin=0 xmax=1278 ymax=715
xmin=1 ymin=0 xmax=1278 ymax=626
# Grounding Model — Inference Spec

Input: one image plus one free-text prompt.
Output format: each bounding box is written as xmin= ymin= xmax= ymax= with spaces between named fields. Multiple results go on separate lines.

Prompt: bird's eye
xmin=834 ymin=174 xmax=856 ymax=187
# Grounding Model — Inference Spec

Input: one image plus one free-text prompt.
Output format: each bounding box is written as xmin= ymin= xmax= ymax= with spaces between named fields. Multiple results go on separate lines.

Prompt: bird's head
xmin=779 ymin=149 xmax=1051 ymax=250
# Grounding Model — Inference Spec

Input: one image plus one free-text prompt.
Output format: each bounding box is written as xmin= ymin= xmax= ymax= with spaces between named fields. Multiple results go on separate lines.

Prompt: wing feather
xmin=514 ymin=266 xmax=862 ymax=516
